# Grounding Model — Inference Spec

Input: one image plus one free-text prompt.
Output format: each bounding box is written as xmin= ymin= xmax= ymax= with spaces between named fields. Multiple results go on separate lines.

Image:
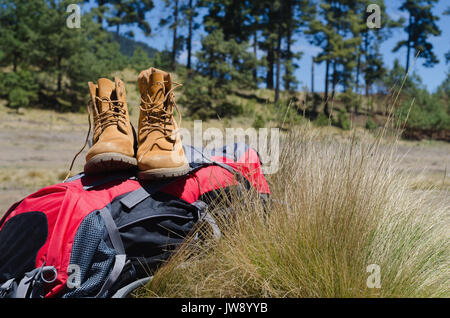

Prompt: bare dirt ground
xmin=0 ymin=103 xmax=449 ymax=215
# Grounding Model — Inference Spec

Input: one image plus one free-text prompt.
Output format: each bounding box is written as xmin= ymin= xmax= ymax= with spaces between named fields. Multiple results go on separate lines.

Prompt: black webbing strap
xmin=82 ymin=172 xmax=136 ymax=191
xmin=14 ymin=265 xmax=57 ymax=298
xmin=99 ymin=207 xmax=125 ymax=254
xmin=191 ymin=200 xmax=221 ymax=240
xmin=119 ymin=178 xmax=177 ymax=210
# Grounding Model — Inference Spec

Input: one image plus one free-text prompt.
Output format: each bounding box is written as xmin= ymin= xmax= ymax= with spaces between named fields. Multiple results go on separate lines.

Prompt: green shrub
xmin=180 ymin=74 xmax=244 ymax=120
xmin=242 ymin=99 xmax=256 ymax=117
xmin=8 ymin=87 xmax=31 ymax=109
xmin=340 ymin=89 xmax=360 ymax=113
xmin=396 ymin=89 xmax=449 ymax=130
xmin=365 ymin=117 xmax=378 ymax=130
xmin=274 ymin=99 xmax=303 ymax=127
xmin=216 ymin=101 xmax=244 ymax=118
xmin=252 ymin=114 xmax=266 ymax=129
xmin=314 ymin=113 xmax=330 ymax=127
xmin=150 ymin=50 xmax=173 ymax=71
xmin=129 ymin=47 xmax=151 ymax=73
xmin=0 ymin=69 xmax=38 ymax=109
xmin=179 ymin=75 xmax=214 ymax=120
xmin=335 ymin=109 xmax=351 ymax=130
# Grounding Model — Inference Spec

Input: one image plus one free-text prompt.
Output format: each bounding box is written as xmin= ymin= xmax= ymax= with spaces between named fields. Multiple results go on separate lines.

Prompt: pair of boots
xmin=84 ymin=67 xmax=189 ymax=180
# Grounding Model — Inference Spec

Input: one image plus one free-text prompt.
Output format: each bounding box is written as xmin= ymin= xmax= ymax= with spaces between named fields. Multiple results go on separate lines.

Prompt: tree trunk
xmin=57 ymin=55 xmax=62 ymax=92
xmin=57 ymin=72 xmax=62 ymax=92
xmin=363 ymin=32 xmax=370 ymax=98
xmin=331 ymin=59 xmax=337 ymax=103
xmin=284 ymin=29 xmax=292 ymax=92
xmin=115 ymin=23 xmax=120 ymax=42
xmin=253 ymin=30 xmax=258 ymax=81
xmin=405 ymin=14 xmax=412 ymax=73
xmin=266 ymin=45 xmax=274 ymax=90
xmin=324 ymin=59 xmax=330 ymax=117
xmin=13 ymin=55 xmax=17 ymax=72
xmin=311 ymin=57 xmax=314 ymax=94
xmin=355 ymin=45 xmax=362 ymax=95
xmin=186 ymin=0 xmax=193 ymax=70
xmin=97 ymin=0 xmax=105 ymax=27
xmin=275 ymin=25 xmax=282 ymax=102
xmin=284 ymin=2 xmax=292 ymax=92
xmin=357 ymin=31 xmax=369 ymax=94
xmin=172 ymin=0 xmax=179 ymax=70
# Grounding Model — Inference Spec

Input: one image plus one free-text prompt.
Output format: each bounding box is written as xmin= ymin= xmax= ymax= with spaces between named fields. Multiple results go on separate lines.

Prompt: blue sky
xmin=86 ymin=0 xmax=449 ymax=93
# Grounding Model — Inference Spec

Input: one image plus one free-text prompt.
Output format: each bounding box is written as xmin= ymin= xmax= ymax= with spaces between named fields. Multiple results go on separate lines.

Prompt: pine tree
xmin=84 ymin=0 xmax=112 ymax=27
xmin=258 ymin=0 xmax=279 ymax=90
xmin=199 ymin=0 xmax=259 ymax=84
xmin=382 ymin=59 xmax=422 ymax=96
xmin=31 ymin=0 xmax=125 ymax=110
xmin=248 ymin=0 xmax=263 ymax=82
xmin=188 ymin=29 xmax=256 ymax=118
xmin=393 ymin=0 xmax=441 ymax=72
xmin=182 ymin=0 xmax=199 ymax=70
xmin=0 ymin=0 xmax=45 ymax=71
xmin=282 ymin=0 xmax=314 ymax=93
xmin=0 ymin=0 xmax=42 ymax=109
xmin=307 ymin=0 xmax=364 ymax=115
xmin=201 ymin=0 xmax=253 ymax=43
xmin=196 ymin=29 xmax=255 ymax=88
xmin=306 ymin=12 xmax=332 ymax=115
xmin=160 ymin=0 xmax=184 ymax=70
xmin=444 ymin=7 xmax=450 ymax=65
xmin=107 ymin=0 xmax=153 ymax=41
xmin=353 ymin=0 xmax=402 ymax=98
xmin=274 ymin=0 xmax=283 ymax=102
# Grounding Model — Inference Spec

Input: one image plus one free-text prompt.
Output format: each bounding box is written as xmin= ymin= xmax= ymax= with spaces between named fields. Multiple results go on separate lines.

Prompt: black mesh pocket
xmin=62 ymin=211 xmax=116 ymax=298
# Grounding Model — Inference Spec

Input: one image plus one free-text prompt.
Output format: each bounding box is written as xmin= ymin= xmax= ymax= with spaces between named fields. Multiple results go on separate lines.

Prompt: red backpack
xmin=0 ymin=144 xmax=269 ymax=298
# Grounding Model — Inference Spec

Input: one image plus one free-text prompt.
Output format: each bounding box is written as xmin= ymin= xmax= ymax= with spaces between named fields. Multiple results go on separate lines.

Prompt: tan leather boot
xmin=137 ymin=67 xmax=189 ymax=180
xmin=84 ymin=77 xmax=137 ymax=174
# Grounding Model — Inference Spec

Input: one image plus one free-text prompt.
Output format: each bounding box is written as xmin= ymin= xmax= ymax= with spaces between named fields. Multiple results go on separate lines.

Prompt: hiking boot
xmin=84 ymin=77 xmax=137 ymax=174
xmin=137 ymin=67 xmax=189 ymax=180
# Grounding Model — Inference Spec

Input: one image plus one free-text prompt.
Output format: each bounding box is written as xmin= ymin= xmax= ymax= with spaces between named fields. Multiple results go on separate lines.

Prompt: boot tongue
xmin=97 ymin=78 xmax=115 ymax=112
xmin=146 ymin=71 xmax=173 ymax=146
xmin=149 ymin=72 xmax=165 ymax=106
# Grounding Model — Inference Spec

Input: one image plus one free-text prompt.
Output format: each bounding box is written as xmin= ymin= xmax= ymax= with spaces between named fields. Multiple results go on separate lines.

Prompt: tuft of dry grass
xmin=139 ymin=127 xmax=449 ymax=298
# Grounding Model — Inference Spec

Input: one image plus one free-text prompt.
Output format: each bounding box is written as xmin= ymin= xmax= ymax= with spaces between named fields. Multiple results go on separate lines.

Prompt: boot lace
xmin=92 ymin=96 xmax=127 ymax=136
xmin=63 ymin=96 xmax=127 ymax=181
xmin=139 ymin=81 xmax=183 ymax=139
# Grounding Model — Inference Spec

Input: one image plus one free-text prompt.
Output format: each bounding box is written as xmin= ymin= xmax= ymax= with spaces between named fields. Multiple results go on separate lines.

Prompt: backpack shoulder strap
xmin=95 ymin=206 xmax=126 ymax=298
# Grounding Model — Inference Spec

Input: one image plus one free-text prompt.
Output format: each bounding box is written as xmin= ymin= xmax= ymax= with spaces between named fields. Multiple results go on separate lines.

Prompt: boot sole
xmin=84 ymin=153 xmax=138 ymax=175
xmin=138 ymin=163 xmax=190 ymax=180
